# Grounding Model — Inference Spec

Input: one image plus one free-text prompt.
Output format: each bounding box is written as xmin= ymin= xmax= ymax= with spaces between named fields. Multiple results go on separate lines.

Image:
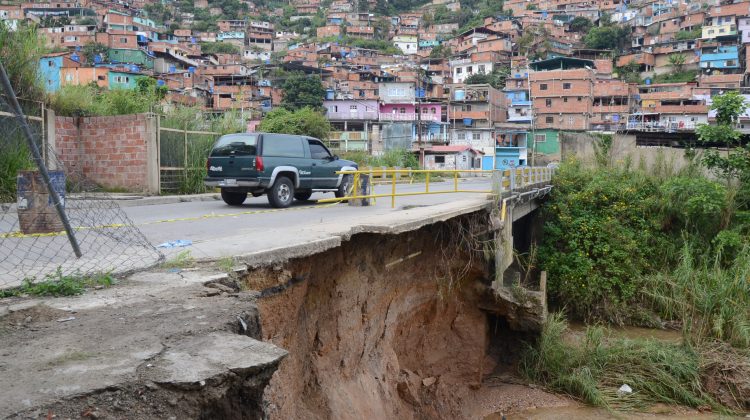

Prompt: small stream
xmin=486 ymin=406 xmax=729 ymax=419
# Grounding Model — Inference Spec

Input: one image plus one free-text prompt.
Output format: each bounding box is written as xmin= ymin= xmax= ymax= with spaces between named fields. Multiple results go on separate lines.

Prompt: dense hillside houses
xmin=5 ymin=0 xmax=750 ymax=168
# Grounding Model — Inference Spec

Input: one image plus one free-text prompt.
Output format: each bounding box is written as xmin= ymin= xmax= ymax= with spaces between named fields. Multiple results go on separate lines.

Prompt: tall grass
xmin=160 ymin=106 xmax=244 ymax=194
xmin=0 ymin=136 xmax=32 ymax=202
xmin=521 ymin=313 xmax=718 ymax=411
xmin=643 ymin=243 xmax=750 ymax=348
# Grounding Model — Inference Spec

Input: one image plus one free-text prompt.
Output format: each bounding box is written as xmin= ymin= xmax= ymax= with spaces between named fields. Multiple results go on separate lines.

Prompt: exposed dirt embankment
xmin=248 ymin=215 xmax=563 ymax=419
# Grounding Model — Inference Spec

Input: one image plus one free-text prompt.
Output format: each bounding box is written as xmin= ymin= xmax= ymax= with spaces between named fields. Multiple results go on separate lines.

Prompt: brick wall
xmin=54 ymin=113 xmax=154 ymax=192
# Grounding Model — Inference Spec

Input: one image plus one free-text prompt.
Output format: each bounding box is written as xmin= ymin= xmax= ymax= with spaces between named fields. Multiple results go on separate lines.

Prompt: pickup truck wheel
xmin=268 ymin=176 xmax=294 ymax=208
xmin=294 ymin=191 xmax=313 ymax=201
xmin=221 ymin=190 xmax=247 ymax=206
xmin=335 ymin=174 xmax=353 ymax=199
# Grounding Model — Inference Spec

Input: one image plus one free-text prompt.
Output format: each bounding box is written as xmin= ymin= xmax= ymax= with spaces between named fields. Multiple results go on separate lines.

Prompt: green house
xmin=108 ymin=49 xmax=154 ymax=69
xmin=530 ymin=129 xmax=561 ymax=157
xmin=108 ymin=71 xmax=144 ymax=90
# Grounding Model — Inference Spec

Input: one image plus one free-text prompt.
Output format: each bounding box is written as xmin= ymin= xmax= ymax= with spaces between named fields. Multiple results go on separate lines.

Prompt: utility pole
xmin=417 ymin=66 xmax=424 ymax=167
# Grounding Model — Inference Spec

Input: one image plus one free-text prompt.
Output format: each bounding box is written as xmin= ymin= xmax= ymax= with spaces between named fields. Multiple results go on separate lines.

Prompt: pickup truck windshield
xmin=211 ymin=134 xmax=258 ymax=156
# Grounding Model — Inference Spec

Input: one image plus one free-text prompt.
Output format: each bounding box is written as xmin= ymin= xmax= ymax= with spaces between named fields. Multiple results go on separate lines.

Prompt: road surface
xmin=126 ymin=178 xmax=494 ymax=260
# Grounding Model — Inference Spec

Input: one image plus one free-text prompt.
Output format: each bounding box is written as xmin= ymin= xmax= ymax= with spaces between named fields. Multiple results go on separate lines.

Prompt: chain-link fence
xmin=0 ymin=75 xmax=162 ymax=289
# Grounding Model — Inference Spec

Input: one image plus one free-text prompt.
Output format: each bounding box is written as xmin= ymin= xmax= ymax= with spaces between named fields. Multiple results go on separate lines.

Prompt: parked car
xmin=204 ymin=133 xmax=358 ymax=208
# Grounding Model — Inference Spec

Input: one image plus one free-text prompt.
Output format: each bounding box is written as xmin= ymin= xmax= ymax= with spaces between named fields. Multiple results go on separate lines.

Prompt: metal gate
xmin=157 ymin=116 xmax=220 ymax=194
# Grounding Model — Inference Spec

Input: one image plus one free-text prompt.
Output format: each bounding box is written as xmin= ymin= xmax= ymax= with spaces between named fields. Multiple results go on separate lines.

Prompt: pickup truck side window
xmin=262 ymin=134 xmax=305 ymax=158
xmin=308 ymin=139 xmax=331 ymax=160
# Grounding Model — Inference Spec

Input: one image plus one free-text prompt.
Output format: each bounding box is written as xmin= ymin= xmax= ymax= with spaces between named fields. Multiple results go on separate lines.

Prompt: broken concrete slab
xmin=0 ymin=269 xmax=285 ymax=419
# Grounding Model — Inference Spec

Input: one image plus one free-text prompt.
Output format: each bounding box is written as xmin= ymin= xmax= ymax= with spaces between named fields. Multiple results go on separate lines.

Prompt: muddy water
xmin=568 ymin=322 xmax=684 ymax=343
xmin=486 ymin=406 xmax=730 ymax=419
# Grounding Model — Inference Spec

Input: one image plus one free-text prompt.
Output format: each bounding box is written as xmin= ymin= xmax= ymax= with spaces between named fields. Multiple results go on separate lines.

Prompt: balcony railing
xmin=379 ymin=113 xmax=442 ymax=122
xmin=626 ymin=121 xmax=696 ymax=132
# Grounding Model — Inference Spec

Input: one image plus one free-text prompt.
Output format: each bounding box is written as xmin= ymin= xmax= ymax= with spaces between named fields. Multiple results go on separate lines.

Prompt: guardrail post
xmin=391 ymin=171 xmax=396 ymax=208
xmin=510 ymin=168 xmax=516 ymax=191
xmin=426 ymin=172 xmax=430 ymax=193
xmin=454 ymin=171 xmax=458 ymax=192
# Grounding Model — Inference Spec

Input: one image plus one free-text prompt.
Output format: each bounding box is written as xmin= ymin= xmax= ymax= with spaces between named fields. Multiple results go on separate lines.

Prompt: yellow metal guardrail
xmin=317 ymin=167 xmax=555 ymax=208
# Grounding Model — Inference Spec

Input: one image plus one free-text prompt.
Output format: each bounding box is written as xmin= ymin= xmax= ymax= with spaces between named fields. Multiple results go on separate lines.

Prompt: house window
xmin=120 ymin=37 xmax=128 ymax=43
xmin=48 ymin=61 xmax=54 ymax=67
xmin=431 ymin=107 xmax=436 ymax=114
xmin=726 ymin=60 xmax=737 ymax=66
xmin=400 ymin=107 xmax=406 ymax=113
xmin=456 ymin=68 xmax=462 ymax=74
xmin=563 ymin=82 xmax=571 ymax=89
xmin=422 ymin=107 xmax=428 ymax=113
xmin=534 ymin=134 xmax=546 ymax=143
xmin=350 ymin=105 xmax=357 ymax=111
xmin=435 ymin=155 xmax=445 ymax=164
xmin=457 ymin=132 xmax=465 ymax=140
xmin=569 ymin=116 xmax=574 ymax=125
xmin=578 ymin=97 xmax=582 ymax=101
xmin=472 ymin=132 xmax=481 ymax=140
xmin=333 ymin=106 xmax=338 ymax=112
xmin=540 ymin=83 xmax=548 ymax=90
xmin=478 ymin=64 xmax=486 ymax=73
xmin=545 ymin=116 xmax=554 ymax=123
xmin=545 ymin=99 xmax=552 ymax=107
xmin=564 ymin=97 xmax=568 ymax=102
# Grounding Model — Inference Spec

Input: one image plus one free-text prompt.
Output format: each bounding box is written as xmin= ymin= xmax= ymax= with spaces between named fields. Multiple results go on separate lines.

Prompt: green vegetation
xmin=81 ymin=42 xmax=108 ymax=64
xmin=527 ymin=93 xmax=750 ymax=413
xmin=649 ymin=70 xmax=698 ymax=84
xmin=696 ymin=90 xmax=750 ymax=183
xmin=0 ymin=268 xmax=115 ymax=298
xmin=584 ymin=14 xmax=630 ymax=51
xmin=0 ymin=21 xmax=46 ymax=100
xmin=200 ymin=42 xmax=241 ymax=55
xmin=49 ymin=78 xmax=167 ymax=117
xmin=160 ymin=106 xmax=245 ymax=194
xmin=675 ymin=27 xmax=702 ymax=41
xmin=569 ymin=16 xmax=593 ymax=33
xmin=463 ymin=66 xmax=510 ymax=89
xmin=160 ymin=250 xmax=196 ymax=269
xmin=521 ymin=314 xmax=725 ymax=411
xmin=280 ymin=72 xmax=326 ymax=111
xmin=258 ymin=107 xmax=331 ymax=140
xmin=339 ymin=148 xmax=419 ymax=169
xmin=429 ymin=44 xmax=453 ymax=59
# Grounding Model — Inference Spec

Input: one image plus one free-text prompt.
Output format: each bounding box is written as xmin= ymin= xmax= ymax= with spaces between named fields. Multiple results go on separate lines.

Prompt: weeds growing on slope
xmin=0 ymin=268 xmax=115 ymax=298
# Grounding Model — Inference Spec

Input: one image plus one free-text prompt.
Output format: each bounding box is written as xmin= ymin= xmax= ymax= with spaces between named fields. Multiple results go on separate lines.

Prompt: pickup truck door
xmin=307 ymin=139 xmax=339 ymax=188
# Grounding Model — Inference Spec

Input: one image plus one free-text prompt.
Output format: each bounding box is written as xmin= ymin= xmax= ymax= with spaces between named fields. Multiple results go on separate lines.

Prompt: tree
xmin=429 ymin=44 xmax=452 ymax=59
xmin=200 ymin=42 xmax=241 ymax=55
xmin=464 ymin=67 xmax=510 ymax=89
xmin=569 ymin=16 xmax=592 ymax=33
xmin=258 ymin=107 xmax=331 ymax=140
xmin=280 ymin=72 xmax=326 ymax=111
xmin=696 ymin=91 xmax=750 ymax=184
xmin=583 ymin=25 xmax=629 ymax=51
xmin=668 ymin=53 xmax=686 ymax=73
xmin=82 ymin=42 xmax=108 ymax=65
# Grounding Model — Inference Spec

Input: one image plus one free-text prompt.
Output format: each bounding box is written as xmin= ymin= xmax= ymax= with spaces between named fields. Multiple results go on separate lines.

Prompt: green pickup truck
xmin=204 ymin=133 xmax=358 ymax=208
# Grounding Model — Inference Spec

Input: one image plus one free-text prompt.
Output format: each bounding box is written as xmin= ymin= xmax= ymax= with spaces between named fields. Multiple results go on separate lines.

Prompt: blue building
xmin=38 ymin=52 xmax=81 ymax=93
xmin=700 ymin=45 xmax=740 ymax=70
xmin=494 ymin=127 xmax=529 ymax=169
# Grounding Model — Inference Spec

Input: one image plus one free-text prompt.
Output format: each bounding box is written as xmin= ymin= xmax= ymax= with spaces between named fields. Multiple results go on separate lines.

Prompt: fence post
xmin=509 ymin=168 xmax=516 ymax=191
xmin=0 ymin=61 xmax=82 ymax=258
